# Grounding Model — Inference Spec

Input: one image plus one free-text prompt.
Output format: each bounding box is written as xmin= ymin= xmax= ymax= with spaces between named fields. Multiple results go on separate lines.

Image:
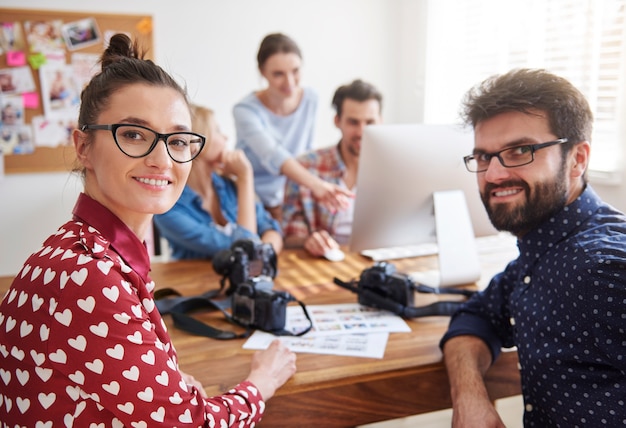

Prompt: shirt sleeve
xmin=256 ymin=199 xmax=282 ymax=236
xmin=48 ymin=252 xmax=264 ymax=426
xmin=439 ymin=268 xmax=517 ymax=362
xmin=154 ymin=199 xmax=258 ymax=259
xmin=282 ymin=177 xmax=311 ymax=240
xmin=233 ymin=102 xmax=292 ymax=176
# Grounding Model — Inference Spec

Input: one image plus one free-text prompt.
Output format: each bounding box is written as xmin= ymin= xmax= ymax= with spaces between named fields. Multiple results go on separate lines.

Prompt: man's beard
xmin=481 ymin=165 xmax=568 ymax=236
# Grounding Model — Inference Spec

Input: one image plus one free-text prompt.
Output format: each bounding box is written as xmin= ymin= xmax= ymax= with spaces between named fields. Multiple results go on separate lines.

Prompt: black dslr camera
xmin=356 ymin=262 xmax=414 ymax=308
xmin=231 ymin=277 xmax=291 ymax=331
xmin=334 ymin=261 xmax=475 ymax=318
xmin=212 ymin=239 xmax=278 ymax=295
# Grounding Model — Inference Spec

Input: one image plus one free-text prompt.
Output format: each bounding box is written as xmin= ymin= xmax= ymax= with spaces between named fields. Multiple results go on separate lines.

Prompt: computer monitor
xmin=349 ymin=123 xmax=497 ymax=254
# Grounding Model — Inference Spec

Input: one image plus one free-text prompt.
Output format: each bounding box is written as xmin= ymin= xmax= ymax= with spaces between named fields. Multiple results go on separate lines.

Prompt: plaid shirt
xmin=282 ymin=143 xmax=346 ymax=240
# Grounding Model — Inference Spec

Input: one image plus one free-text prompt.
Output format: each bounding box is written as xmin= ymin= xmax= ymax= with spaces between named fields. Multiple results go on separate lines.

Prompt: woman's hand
xmin=310 ymin=179 xmax=354 ymax=213
xmin=245 ymin=339 xmax=296 ymax=401
xmin=179 ymin=369 xmax=208 ymax=398
xmin=220 ymin=149 xmax=253 ymax=180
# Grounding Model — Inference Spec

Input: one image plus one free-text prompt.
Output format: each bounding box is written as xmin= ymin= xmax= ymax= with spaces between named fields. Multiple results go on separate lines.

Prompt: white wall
xmin=0 ymin=0 xmax=427 ymax=276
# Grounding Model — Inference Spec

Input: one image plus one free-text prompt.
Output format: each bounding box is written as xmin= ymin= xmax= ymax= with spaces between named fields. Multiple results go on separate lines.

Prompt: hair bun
xmin=101 ymin=33 xmax=143 ymax=69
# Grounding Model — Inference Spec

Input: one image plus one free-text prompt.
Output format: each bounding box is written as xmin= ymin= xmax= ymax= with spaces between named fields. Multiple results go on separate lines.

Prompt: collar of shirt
xmin=72 ymin=192 xmax=151 ymax=282
xmin=517 ymin=185 xmax=601 ymax=262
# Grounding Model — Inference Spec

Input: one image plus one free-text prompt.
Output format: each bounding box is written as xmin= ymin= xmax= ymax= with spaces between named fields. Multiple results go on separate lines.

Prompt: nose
xmin=483 ymin=155 xmax=510 ymax=182
xmin=146 ymin=138 xmax=173 ymax=168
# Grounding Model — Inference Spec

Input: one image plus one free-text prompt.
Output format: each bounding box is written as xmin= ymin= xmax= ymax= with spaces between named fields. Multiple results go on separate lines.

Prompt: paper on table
xmin=284 ymin=303 xmax=411 ymax=337
xmin=243 ymin=331 xmax=390 ymax=359
xmin=242 ymin=303 xmax=411 ymax=359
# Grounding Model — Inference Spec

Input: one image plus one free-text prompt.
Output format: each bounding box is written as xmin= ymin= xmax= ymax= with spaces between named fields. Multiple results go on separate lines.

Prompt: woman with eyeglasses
xmin=0 ymin=33 xmax=296 ymax=426
xmin=233 ymin=32 xmax=353 ymax=221
xmin=154 ymin=104 xmax=283 ymax=260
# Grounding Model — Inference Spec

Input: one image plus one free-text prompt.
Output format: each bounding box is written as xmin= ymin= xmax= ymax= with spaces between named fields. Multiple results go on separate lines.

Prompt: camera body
xmin=357 ymin=262 xmax=414 ymax=308
xmin=212 ymin=239 xmax=278 ymax=295
xmin=231 ymin=277 xmax=290 ymax=331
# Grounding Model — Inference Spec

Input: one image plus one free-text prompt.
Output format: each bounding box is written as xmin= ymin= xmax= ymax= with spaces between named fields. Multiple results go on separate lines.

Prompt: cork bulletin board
xmin=0 ymin=8 xmax=153 ymax=174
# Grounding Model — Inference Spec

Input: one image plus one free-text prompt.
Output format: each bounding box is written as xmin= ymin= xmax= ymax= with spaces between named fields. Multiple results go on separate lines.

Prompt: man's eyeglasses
xmin=81 ymin=123 xmax=206 ymax=163
xmin=463 ymin=138 xmax=569 ymax=173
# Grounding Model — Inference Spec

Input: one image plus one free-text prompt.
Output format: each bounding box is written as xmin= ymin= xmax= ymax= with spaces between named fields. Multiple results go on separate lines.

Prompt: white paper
xmin=243 ymin=331 xmax=390 ymax=359
xmin=287 ymin=303 xmax=411 ymax=337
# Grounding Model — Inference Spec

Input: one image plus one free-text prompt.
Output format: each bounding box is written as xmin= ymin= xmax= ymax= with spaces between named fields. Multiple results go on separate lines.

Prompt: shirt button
xmin=525 ymin=403 xmax=533 ymax=412
xmin=510 ymin=317 xmax=516 ymax=326
xmin=523 ymin=276 xmax=531 ymax=284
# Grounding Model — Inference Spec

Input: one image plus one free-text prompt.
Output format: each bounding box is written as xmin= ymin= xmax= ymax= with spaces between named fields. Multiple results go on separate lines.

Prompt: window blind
xmin=424 ymin=0 xmax=626 ymax=181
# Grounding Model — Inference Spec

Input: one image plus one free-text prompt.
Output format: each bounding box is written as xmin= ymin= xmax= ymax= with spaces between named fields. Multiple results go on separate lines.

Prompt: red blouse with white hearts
xmin=0 ymin=193 xmax=265 ymax=427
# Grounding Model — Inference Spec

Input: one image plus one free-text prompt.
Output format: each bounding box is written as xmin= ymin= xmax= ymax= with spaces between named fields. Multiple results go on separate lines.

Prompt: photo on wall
xmin=0 ymin=21 xmax=26 ymax=54
xmin=1 ymin=94 xmax=33 ymax=155
xmin=39 ymin=64 xmax=80 ymax=120
xmin=23 ymin=20 xmax=64 ymax=52
xmin=62 ymin=18 xmax=101 ymax=51
xmin=0 ymin=66 xmax=36 ymax=95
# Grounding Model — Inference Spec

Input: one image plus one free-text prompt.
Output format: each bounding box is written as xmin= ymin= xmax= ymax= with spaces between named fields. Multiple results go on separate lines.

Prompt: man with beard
xmin=440 ymin=68 xmax=626 ymax=427
xmin=282 ymin=79 xmax=382 ymax=257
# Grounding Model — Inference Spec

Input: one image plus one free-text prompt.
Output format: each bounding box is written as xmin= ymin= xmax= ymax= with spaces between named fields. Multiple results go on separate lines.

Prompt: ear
xmin=334 ymin=114 xmax=340 ymax=129
xmin=73 ymin=128 xmax=93 ymax=170
xmin=569 ymin=140 xmax=591 ymax=179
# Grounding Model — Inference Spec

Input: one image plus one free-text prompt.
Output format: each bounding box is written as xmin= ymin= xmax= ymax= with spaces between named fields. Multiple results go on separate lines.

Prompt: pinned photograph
xmin=1 ymin=95 xmax=25 ymax=127
xmin=71 ymin=52 xmax=101 ymax=91
xmin=0 ymin=124 xmax=34 ymax=155
xmin=62 ymin=18 xmax=101 ymax=51
xmin=31 ymin=115 xmax=75 ymax=148
xmin=0 ymin=66 xmax=36 ymax=95
xmin=0 ymin=21 xmax=26 ymax=55
xmin=39 ymin=64 xmax=80 ymax=120
xmin=23 ymin=20 xmax=64 ymax=52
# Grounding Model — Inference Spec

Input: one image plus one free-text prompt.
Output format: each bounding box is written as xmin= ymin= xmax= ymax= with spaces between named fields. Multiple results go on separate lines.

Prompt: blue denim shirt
xmin=154 ymin=173 xmax=281 ymax=260
xmin=440 ymin=185 xmax=626 ymax=427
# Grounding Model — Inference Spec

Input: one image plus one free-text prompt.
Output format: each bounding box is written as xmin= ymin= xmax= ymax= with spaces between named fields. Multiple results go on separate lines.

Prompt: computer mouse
xmin=323 ymin=248 xmax=345 ymax=262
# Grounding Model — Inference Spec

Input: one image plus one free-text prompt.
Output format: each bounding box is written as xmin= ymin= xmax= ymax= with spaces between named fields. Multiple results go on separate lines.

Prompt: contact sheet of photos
xmin=243 ymin=304 xmax=411 ymax=359
xmin=0 ymin=9 xmax=152 ymax=166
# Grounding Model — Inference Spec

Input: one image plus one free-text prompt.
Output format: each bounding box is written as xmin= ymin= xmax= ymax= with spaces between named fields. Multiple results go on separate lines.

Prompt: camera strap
xmin=333 ymin=278 xmax=472 ymax=318
xmin=154 ymin=288 xmax=314 ymax=339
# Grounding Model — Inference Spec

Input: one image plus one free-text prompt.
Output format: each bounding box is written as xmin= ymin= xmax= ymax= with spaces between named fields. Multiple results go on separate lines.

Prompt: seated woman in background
xmin=154 ymin=104 xmax=283 ymax=260
xmin=0 ymin=34 xmax=295 ymax=426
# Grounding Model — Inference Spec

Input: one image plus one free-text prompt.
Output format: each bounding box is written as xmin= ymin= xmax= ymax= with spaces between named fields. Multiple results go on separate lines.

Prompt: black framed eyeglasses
xmin=463 ymin=138 xmax=569 ymax=173
xmin=81 ymin=123 xmax=206 ymax=163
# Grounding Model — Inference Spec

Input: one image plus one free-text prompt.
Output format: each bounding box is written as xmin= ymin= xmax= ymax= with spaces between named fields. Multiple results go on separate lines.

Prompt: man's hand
xmin=451 ymin=395 xmax=506 ymax=428
xmin=304 ymin=230 xmax=340 ymax=257
xmin=443 ymin=336 xmax=504 ymax=427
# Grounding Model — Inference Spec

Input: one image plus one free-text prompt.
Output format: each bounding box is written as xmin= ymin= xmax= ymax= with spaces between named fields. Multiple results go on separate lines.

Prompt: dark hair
xmin=331 ymin=79 xmax=383 ymax=117
xmin=460 ymin=68 xmax=593 ymax=146
xmin=78 ymin=33 xmax=188 ymax=128
xmin=256 ymin=33 xmax=302 ymax=70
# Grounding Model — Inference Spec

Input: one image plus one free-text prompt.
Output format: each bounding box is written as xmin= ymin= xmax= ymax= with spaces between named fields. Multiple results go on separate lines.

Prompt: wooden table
xmin=0 ymin=248 xmax=521 ymax=427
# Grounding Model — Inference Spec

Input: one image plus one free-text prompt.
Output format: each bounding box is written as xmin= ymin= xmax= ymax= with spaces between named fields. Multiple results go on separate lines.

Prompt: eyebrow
xmin=473 ymin=137 xmax=537 ymax=155
xmin=116 ymin=116 xmax=191 ymax=132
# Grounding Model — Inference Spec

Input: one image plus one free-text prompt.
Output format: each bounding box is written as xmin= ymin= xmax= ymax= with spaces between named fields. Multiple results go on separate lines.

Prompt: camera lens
xmin=211 ymin=249 xmax=233 ymax=275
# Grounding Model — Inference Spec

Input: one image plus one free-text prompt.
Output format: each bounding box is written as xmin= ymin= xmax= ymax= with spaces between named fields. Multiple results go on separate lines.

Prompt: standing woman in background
xmin=154 ymin=104 xmax=283 ymax=260
xmin=233 ymin=32 xmax=352 ymax=221
xmin=0 ymin=34 xmax=295 ymax=426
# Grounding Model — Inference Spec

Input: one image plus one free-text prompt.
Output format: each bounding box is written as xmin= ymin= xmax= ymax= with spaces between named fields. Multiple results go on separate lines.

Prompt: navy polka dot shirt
xmin=441 ymin=186 xmax=626 ymax=427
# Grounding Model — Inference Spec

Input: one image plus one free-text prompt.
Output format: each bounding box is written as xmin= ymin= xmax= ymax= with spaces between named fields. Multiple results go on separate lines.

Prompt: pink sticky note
xmin=6 ymin=50 xmax=27 ymax=66
xmin=23 ymin=92 xmax=40 ymax=109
